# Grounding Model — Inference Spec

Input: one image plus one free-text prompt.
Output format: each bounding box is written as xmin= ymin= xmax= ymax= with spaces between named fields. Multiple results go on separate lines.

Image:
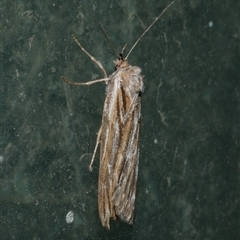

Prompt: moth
xmin=62 ymin=1 xmax=174 ymax=229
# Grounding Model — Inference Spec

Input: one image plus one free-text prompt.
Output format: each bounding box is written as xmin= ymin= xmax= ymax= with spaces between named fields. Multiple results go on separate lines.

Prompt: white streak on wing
xmin=101 ymin=127 xmax=109 ymax=162
xmin=106 ymin=79 xmax=119 ymax=121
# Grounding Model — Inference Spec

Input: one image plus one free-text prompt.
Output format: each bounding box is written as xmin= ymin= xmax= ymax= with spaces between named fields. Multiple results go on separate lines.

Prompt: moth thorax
xmin=113 ymin=59 xmax=129 ymax=70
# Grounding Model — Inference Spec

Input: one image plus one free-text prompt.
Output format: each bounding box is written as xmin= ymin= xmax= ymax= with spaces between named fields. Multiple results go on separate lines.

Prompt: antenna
xmin=98 ymin=23 xmax=119 ymax=57
xmin=125 ymin=1 xmax=174 ymax=59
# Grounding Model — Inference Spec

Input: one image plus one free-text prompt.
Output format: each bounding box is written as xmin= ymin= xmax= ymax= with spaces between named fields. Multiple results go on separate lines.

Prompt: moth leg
xmin=72 ymin=35 xmax=108 ymax=79
xmin=89 ymin=126 xmax=102 ymax=172
xmin=61 ymin=76 xmax=110 ymax=86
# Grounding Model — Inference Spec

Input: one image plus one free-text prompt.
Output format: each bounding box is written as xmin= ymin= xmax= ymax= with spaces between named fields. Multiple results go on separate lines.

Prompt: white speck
xmin=66 ymin=211 xmax=74 ymax=223
xmin=0 ymin=156 xmax=4 ymax=163
xmin=51 ymin=67 xmax=56 ymax=73
xmin=154 ymin=139 xmax=158 ymax=144
xmin=167 ymin=177 xmax=171 ymax=187
xmin=208 ymin=21 xmax=213 ymax=27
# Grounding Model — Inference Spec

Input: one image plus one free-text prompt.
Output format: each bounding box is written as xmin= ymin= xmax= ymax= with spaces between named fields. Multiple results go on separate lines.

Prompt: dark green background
xmin=1 ymin=0 xmax=239 ymax=239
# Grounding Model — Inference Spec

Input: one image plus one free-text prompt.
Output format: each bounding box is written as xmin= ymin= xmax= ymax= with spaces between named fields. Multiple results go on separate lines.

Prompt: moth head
xmin=114 ymin=53 xmax=129 ymax=70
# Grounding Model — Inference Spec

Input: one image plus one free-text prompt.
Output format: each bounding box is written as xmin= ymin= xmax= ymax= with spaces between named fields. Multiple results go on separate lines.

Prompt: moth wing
xmin=97 ymin=78 xmax=123 ymax=229
xmin=112 ymin=93 xmax=141 ymax=224
xmin=98 ymin=67 xmax=142 ymax=228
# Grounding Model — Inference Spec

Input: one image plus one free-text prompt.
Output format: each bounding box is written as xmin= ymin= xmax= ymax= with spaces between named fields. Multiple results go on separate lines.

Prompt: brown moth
xmin=62 ymin=1 xmax=174 ymax=229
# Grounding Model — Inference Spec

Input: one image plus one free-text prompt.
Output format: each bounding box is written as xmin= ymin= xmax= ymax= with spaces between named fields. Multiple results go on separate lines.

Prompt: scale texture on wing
xmin=98 ymin=65 xmax=143 ymax=229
